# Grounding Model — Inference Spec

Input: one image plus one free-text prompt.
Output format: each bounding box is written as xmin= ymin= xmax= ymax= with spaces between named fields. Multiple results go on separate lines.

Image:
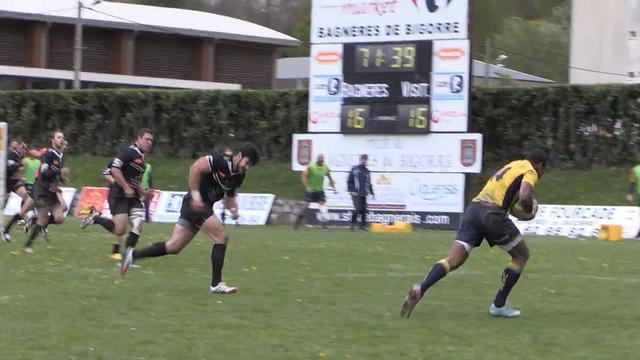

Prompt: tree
xmin=490 ymin=2 xmax=570 ymax=83
xmin=472 ymin=0 xmax=567 ymax=59
xmin=283 ymin=0 xmax=310 ymax=57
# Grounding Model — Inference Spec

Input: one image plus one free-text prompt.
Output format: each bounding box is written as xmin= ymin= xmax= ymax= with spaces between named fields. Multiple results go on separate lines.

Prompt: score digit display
xmin=355 ymin=44 xmax=416 ymax=73
xmin=397 ymin=105 xmax=430 ymax=133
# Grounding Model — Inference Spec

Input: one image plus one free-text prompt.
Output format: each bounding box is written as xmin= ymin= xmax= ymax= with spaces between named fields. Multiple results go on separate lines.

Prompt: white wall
xmin=570 ymin=0 xmax=638 ymax=84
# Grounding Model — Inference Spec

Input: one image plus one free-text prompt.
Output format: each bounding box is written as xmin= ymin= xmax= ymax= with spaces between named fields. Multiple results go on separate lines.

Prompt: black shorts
xmin=177 ymin=194 xmax=214 ymax=233
xmin=304 ymin=190 xmax=326 ymax=203
xmin=33 ymin=186 xmax=59 ymax=210
xmin=455 ymin=202 xmax=521 ymax=249
xmin=6 ymin=178 xmax=26 ymax=194
xmin=25 ymin=183 xmax=34 ymax=197
xmin=109 ymin=192 xmax=143 ymax=215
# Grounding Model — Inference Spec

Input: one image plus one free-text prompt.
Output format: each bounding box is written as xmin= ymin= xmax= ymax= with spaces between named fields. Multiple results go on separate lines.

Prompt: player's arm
xmin=111 ymin=150 xmax=135 ymax=197
xmin=39 ymin=152 xmax=60 ymax=180
xmin=60 ymin=167 xmax=71 ymax=184
xmin=102 ymin=167 xmax=115 ymax=185
xmin=188 ymin=155 xmax=210 ymax=209
xmin=347 ymin=168 xmax=355 ymax=194
xmin=103 ymin=174 xmax=115 ymax=185
xmin=301 ymin=168 xmax=311 ymax=192
xmin=224 ymin=193 xmax=239 ymax=220
xmin=518 ymin=171 xmax=538 ymax=213
xmin=326 ymin=168 xmax=336 ymax=189
xmin=7 ymin=153 xmax=22 ymax=175
xmin=367 ymin=172 xmax=374 ymax=196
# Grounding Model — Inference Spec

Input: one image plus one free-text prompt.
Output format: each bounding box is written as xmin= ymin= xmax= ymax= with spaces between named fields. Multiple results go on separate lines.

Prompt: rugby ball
xmin=510 ymin=198 xmax=538 ymax=221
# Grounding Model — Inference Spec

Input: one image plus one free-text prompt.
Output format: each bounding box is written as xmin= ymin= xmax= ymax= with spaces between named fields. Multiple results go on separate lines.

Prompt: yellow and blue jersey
xmin=473 ymin=160 xmax=539 ymax=210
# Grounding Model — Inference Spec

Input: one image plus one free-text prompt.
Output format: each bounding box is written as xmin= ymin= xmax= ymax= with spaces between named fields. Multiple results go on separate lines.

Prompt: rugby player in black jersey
xmin=120 ymin=145 xmax=259 ymax=295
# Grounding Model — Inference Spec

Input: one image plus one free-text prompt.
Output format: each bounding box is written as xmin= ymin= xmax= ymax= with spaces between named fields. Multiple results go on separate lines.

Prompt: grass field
xmin=1 ymin=220 xmax=639 ymax=360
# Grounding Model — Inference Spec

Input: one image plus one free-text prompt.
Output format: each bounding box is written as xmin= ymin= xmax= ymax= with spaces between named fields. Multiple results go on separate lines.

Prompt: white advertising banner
xmin=4 ymin=187 xmax=77 ymax=217
xmin=152 ymin=191 xmax=275 ymax=226
xmin=152 ymin=191 xmax=187 ymax=223
xmin=291 ymin=133 xmax=482 ymax=173
xmin=311 ymin=0 xmax=469 ymax=43
xmin=430 ymin=39 xmax=469 ymax=132
xmin=213 ymin=193 xmax=276 ymax=226
xmin=312 ymin=171 xmax=464 ymax=213
xmin=512 ymin=205 xmax=640 ymax=239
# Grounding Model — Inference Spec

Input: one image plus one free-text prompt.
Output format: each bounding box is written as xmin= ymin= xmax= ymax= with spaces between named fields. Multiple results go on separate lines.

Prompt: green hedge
xmin=2 ymin=85 xmax=640 ymax=166
xmin=472 ymin=85 xmax=640 ymax=167
xmin=0 ymin=89 xmax=307 ymax=160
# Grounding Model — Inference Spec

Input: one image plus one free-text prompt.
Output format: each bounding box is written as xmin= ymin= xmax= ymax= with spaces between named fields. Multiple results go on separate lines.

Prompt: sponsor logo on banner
xmin=410 ymin=0 xmax=456 ymax=13
xmin=297 ymin=140 xmax=313 ymax=166
xmin=513 ymin=205 xmax=640 ymax=239
xmin=432 ymin=72 xmax=464 ymax=100
xmin=315 ymin=51 xmax=342 ymax=64
xmin=431 ymin=109 xmax=467 ymax=123
xmin=341 ymin=1 xmax=399 ymax=16
xmin=311 ymin=75 xmax=343 ymax=102
xmin=460 ymin=139 xmax=476 ymax=167
xmin=74 ymin=187 xmax=110 ymax=218
xmin=310 ymin=110 xmax=340 ymax=125
xmin=315 ymin=172 xmax=465 ymax=213
xmin=408 ymin=181 xmax=460 ymax=201
xmin=306 ymin=209 xmax=461 ymax=230
xmin=436 ymin=47 xmax=465 ymax=60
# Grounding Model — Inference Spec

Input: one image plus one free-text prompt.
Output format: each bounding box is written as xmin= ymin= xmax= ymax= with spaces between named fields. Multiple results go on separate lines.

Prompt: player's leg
xmin=485 ymin=210 xmax=526 ymax=317
xmin=49 ymin=201 xmax=66 ymax=225
xmin=401 ymin=204 xmax=482 ymax=318
xmin=358 ymin=196 xmax=367 ymax=230
xmin=80 ymin=206 xmax=113 ymax=230
xmin=201 ymin=215 xmax=237 ymax=294
xmin=121 ymin=195 xmax=202 ymax=276
xmin=24 ymin=200 xmax=52 ymax=252
xmin=120 ymin=223 xmax=196 ymax=276
xmin=492 ymin=239 xmax=529 ymax=308
xmin=123 ymin=202 xmax=145 ymax=252
xmin=316 ymin=191 xmax=328 ymax=228
xmin=487 ymin=233 xmax=528 ymax=318
xmin=3 ymin=184 xmax=32 ymax=237
xmin=350 ymin=195 xmax=359 ymax=230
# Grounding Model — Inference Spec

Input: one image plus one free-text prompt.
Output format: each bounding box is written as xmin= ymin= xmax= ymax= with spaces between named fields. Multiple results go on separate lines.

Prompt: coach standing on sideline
xmin=347 ymin=154 xmax=374 ymax=231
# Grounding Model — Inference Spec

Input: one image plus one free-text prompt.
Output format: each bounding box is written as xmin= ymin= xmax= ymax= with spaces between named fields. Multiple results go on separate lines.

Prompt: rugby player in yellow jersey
xmin=401 ymin=150 xmax=547 ymax=318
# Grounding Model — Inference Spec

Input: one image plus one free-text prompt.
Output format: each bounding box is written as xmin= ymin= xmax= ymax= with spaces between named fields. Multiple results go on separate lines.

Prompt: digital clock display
xmin=340 ymin=40 xmax=432 ymax=134
xmin=354 ymin=44 xmax=416 ymax=73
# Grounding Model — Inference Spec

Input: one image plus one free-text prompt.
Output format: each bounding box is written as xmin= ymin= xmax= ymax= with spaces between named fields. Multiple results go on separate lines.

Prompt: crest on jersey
xmin=460 ymin=139 xmax=476 ymax=167
xmin=297 ymin=140 xmax=312 ymax=166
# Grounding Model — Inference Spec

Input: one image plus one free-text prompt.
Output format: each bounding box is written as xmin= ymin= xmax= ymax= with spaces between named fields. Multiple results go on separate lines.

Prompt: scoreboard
xmin=341 ymin=41 xmax=432 ymax=134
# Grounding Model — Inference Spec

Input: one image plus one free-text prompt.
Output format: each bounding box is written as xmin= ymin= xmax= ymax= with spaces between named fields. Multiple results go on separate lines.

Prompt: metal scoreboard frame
xmin=307 ymin=0 xmax=471 ymax=134
xmin=300 ymin=0 xmax=475 ymax=229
